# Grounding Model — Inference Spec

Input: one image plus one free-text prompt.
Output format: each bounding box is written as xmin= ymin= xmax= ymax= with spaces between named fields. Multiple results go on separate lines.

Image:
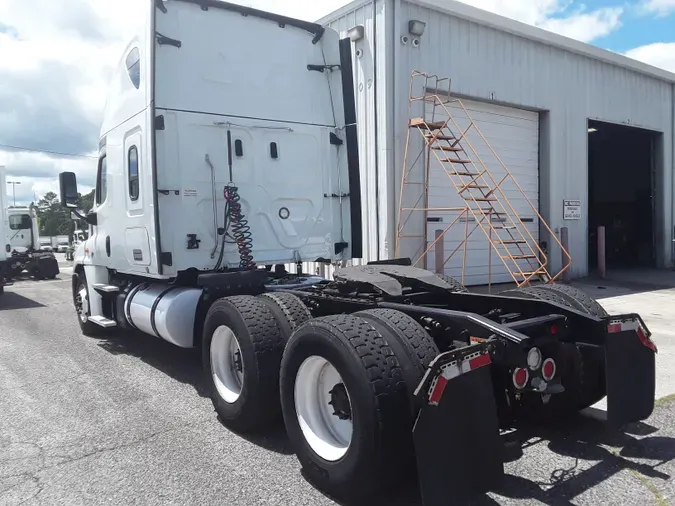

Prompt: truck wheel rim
xmin=75 ymin=284 xmax=88 ymax=323
xmin=210 ymin=325 xmax=244 ymax=404
xmin=294 ymin=356 xmax=353 ymax=462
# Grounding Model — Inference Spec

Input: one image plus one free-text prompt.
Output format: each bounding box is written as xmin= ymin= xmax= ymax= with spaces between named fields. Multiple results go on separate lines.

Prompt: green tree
xmin=78 ymin=190 xmax=95 ymax=214
xmin=35 ymin=189 xmax=96 ymax=237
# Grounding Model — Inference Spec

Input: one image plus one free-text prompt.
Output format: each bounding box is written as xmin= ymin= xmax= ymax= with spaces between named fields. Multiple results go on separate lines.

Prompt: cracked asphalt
xmin=2 ymin=262 xmax=675 ymax=505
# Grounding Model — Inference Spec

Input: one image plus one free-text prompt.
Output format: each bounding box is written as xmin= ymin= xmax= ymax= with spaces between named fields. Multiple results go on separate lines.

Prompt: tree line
xmin=31 ymin=190 xmax=95 ymax=237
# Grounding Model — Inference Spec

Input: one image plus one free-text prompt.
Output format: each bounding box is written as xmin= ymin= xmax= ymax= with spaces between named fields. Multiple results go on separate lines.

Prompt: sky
xmin=1 ymin=0 xmax=674 ymax=206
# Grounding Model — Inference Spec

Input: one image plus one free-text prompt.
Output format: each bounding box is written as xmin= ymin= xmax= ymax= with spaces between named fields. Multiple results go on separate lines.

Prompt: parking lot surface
xmin=1 ymin=263 xmax=674 ymax=505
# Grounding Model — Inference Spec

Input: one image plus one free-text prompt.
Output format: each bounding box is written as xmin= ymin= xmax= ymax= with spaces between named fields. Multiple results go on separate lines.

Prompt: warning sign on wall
xmin=563 ymin=200 xmax=582 ymax=220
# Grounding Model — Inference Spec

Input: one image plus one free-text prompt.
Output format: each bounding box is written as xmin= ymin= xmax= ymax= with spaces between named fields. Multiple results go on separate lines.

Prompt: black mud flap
xmin=412 ymin=344 xmax=503 ymax=505
xmin=36 ymin=255 xmax=60 ymax=278
xmin=605 ymin=315 xmax=656 ymax=426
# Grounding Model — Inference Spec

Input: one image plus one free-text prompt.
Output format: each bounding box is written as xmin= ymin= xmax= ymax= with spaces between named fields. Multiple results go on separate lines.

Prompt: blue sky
xmin=585 ymin=0 xmax=675 ymax=52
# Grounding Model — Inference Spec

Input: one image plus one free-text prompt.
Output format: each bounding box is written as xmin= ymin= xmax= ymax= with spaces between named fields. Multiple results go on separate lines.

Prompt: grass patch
xmin=655 ymin=393 xmax=675 ymax=407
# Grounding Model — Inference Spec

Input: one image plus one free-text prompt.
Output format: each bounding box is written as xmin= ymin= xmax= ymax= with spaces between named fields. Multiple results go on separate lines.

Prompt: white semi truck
xmin=57 ymin=1 xmax=657 ymax=504
xmin=5 ymin=205 xmax=59 ymax=280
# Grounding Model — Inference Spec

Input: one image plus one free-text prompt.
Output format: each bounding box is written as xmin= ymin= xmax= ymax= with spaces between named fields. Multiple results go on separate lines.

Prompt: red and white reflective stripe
xmin=428 ymin=352 xmax=491 ymax=405
xmin=607 ymin=319 xmax=657 ymax=353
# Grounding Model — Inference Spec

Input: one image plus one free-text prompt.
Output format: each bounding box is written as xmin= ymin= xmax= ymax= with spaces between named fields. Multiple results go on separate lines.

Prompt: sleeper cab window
xmin=128 ymin=146 xmax=139 ymax=201
xmin=126 ymin=47 xmax=141 ymax=89
xmin=96 ymin=155 xmax=107 ymax=205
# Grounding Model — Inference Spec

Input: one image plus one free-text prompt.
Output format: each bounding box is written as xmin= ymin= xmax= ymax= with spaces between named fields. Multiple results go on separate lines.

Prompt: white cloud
xmin=539 ymin=7 xmax=623 ymax=43
xmin=625 ymin=42 xmax=675 ymax=73
xmin=640 ymin=0 xmax=675 ymax=16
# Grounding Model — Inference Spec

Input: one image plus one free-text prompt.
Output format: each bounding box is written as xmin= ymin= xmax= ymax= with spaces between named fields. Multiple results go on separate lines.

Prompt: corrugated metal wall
xmin=391 ymin=0 xmax=674 ymax=277
xmin=321 ymin=0 xmax=675 ymax=279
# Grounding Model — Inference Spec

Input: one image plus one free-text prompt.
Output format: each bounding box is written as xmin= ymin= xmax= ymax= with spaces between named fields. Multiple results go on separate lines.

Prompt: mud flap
xmin=412 ymin=344 xmax=503 ymax=505
xmin=35 ymin=255 xmax=60 ymax=279
xmin=605 ymin=316 xmax=656 ymax=426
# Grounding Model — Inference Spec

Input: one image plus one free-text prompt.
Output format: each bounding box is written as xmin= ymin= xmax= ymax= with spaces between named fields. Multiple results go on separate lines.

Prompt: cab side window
xmin=126 ymin=47 xmax=141 ymax=89
xmin=128 ymin=146 xmax=139 ymax=201
xmin=95 ymin=155 xmax=107 ymax=205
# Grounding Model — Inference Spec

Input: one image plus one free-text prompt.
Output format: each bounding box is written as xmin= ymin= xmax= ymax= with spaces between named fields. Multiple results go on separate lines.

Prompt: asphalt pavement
xmin=1 ymin=260 xmax=675 ymax=506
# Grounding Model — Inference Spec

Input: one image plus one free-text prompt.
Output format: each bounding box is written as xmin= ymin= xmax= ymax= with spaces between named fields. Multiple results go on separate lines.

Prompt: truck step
xmin=92 ymin=283 xmax=120 ymax=293
xmin=88 ymin=315 xmax=117 ymax=328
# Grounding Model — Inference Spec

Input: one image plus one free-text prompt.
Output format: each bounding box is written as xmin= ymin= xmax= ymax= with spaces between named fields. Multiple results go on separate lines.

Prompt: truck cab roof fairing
xmin=155 ymin=0 xmax=325 ymax=40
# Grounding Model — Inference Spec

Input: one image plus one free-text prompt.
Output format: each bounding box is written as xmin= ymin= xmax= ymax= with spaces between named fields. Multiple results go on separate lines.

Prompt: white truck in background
xmin=5 ymin=205 xmax=60 ymax=280
xmin=56 ymin=1 xmax=657 ymax=504
xmin=39 ymin=237 xmax=53 ymax=252
xmin=54 ymin=235 xmax=69 ymax=253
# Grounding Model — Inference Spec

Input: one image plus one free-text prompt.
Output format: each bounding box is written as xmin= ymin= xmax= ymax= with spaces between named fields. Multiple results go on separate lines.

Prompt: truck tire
xmin=354 ymin=308 xmax=439 ymax=419
xmin=280 ymin=314 xmax=411 ymax=502
xmin=72 ymin=272 xmax=105 ymax=337
xmin=258 ymin=292 xmax=311 ymax=341
xmin=203 ymin=295 xmax=285 ymax=433
xmin=536 ymin=284 xmax=608 ymax=317
xmin=436 ymin=273 xmax=469 ymax=292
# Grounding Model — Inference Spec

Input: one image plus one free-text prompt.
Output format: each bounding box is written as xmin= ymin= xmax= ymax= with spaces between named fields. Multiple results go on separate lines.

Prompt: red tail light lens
xmin=542 ymin=358 xmax=556 ymax=381
xmin=512 ymin=368 xmax=529 ymax=389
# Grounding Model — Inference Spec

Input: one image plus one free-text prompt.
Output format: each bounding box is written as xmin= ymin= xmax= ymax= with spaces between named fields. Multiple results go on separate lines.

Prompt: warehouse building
xmin=319 ymin=0 xmax=675 ymax=285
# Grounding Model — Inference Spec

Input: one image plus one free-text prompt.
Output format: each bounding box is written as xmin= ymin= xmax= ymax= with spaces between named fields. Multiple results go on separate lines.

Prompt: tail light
xmin=527 ymin=347 xmax=543 ymax=370
xmin=512 ymin=368 xmax=529 ymax=389
xmin=542 ymin=358 xmax=556 ymax=381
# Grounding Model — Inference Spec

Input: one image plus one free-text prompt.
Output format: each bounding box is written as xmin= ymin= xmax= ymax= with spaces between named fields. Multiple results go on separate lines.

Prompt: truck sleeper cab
xmin=58 ymin=1 xmax=657 ymax=505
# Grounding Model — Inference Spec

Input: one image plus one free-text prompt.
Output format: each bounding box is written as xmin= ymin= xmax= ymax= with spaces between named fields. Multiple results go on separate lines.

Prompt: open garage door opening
xmin=587 ymin=119 xmax=656 ymax=271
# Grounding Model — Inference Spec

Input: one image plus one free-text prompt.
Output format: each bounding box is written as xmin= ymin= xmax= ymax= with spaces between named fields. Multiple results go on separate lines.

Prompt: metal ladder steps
xmin=450 ymin=171 xmax=480 ymax=177
xmin=409 ymin=117 xmax=445 ymax=130
xmin=440 ymin=158 xmax=472 ymax=164
xmin=497 ymin=239 xmax=527 ymax=244
xmin=432 ymin=145 xmax=463 ymax=152
xmin=426 ymin=134 xmax=457 ymax=142
xmin=507 ymin=254 xmax=538 ymax=260
xmin=467 ymin=197 xmax=497 ymax=202
xmin=514 ymin=271 xmax=549 ymax=278
xmin=456 ymin=184 xmax=489 ymax=190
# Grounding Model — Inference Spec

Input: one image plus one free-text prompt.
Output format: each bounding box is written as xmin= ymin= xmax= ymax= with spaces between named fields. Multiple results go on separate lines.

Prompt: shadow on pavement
xmin=94 ymin=328 xmax=295 ymax=455
xmin=0 ymin=291 xmax=46 ymax=310
xmin=316 ymin=413 xmax=675 ymax=506
xmin=95 ymin=329 xmax=207 ymax=396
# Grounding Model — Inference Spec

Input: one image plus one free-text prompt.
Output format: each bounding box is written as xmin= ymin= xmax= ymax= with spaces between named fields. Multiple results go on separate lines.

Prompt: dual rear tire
xmin=202 ymin=294 xmax=439 ymax=502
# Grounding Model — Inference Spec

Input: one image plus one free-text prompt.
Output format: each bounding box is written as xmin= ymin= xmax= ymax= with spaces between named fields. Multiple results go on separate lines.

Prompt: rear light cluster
xmin=512 ymin=347 xmax=557 ymax=390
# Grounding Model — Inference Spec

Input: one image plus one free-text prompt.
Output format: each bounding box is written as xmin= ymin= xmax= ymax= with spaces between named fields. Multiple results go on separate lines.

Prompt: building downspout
xmin=391 ymin=0 xmax=401 ymax=262
xmin=372 ymin=0 xmax=381 ymax=260
xmin=671 ymin=82 xmax=675 ymax=268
